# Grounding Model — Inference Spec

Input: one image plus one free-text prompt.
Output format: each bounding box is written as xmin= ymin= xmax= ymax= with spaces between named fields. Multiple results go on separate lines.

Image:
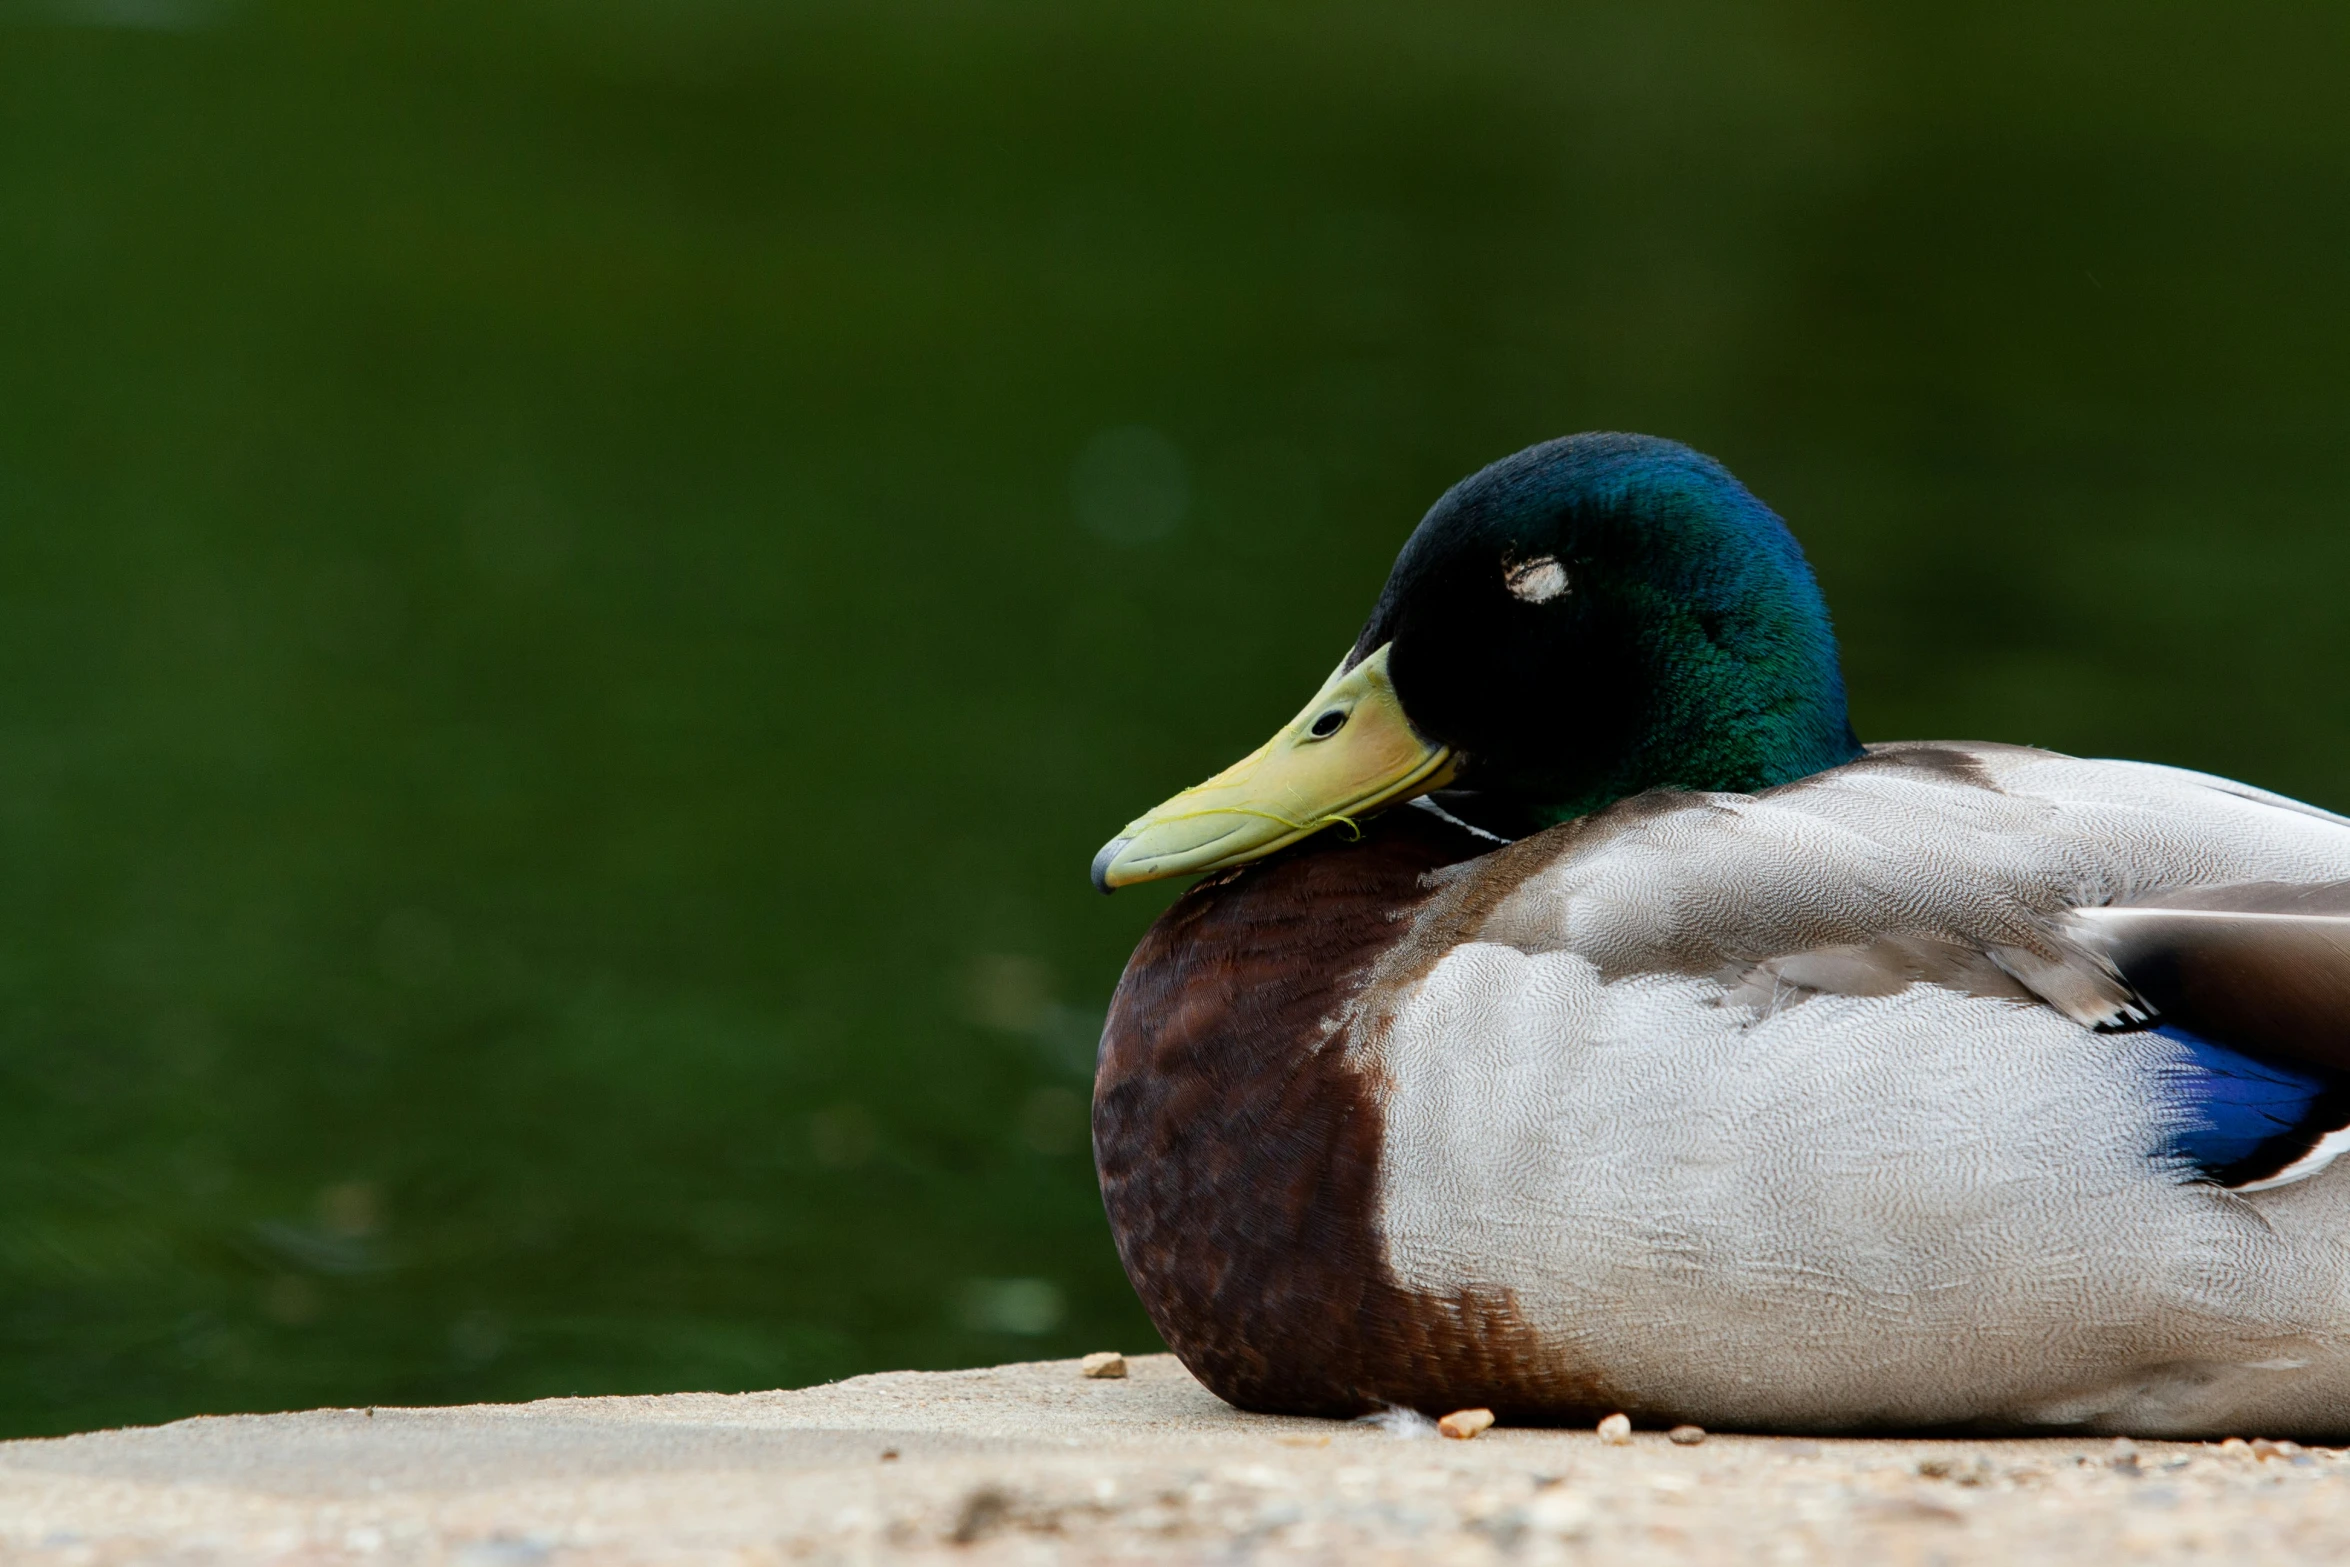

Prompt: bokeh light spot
xmin=1070 ymin=426 xmax=1189 ymax=545
xmin=954 ymin=1278 xmax=1064 ymax=1336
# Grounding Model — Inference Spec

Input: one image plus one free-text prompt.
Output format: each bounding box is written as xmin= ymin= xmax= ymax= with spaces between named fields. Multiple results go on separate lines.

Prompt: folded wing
xmin=2062 ymin=884 xmax=2350 ymax=1189
xmin=2063 ymin=883 xmax=2350 ymax=1075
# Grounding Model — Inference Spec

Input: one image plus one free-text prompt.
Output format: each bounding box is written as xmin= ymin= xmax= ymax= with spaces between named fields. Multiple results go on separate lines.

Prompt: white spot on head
xmin=1503 ymin=555 xmax=1569 ymax=604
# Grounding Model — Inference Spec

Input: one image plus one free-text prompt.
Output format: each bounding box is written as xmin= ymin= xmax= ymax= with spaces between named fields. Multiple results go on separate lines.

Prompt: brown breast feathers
xmin=1092 ymin=805 xmax=1621 ymax=1420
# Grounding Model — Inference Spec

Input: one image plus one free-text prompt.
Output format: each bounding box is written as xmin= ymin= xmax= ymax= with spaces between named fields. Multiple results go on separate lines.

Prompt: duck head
xmin=1092 ymin=432 xmax=1863 ymax=891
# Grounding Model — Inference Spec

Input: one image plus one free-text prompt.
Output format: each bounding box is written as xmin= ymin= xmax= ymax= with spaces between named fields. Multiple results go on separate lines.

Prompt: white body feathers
xmin=1362 ymin=746 xmax=2350 ymax=1434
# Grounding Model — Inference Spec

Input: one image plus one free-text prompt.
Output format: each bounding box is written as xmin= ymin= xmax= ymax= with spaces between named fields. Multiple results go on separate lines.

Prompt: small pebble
xmin=879 ymin=1448 xmax=899 ymax=1462
xmin=2251 ymin=1438 xmax=2302 ymax=1461
xmin=1667 ymin=1424 xmax=1706 ymax=1446
xmin=1079 ymin=1351 xmax=1128 ymax=1379
xmin=2219 ymin=1437 xmax=2253 ymax=1457
xmin=1597 ymin=1412 xmax=1633 ymax=1445
xmin=1437 ymin=1408 xmax=1496 ymax=1441
xmin=2109 ymin=1437 xmax=2141 ymax=1472
xmin=1918 ymin=1454 xmax=1995 ymax=1485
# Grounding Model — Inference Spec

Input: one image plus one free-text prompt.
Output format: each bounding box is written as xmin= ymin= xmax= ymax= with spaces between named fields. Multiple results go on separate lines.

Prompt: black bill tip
xmin=1090 ymin=837 xmax=1130 ymax=895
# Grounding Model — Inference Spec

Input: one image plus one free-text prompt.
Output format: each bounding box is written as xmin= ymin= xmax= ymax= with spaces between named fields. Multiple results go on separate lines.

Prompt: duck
xmin=1087 ymin=431 xmax=2350 ymax=1438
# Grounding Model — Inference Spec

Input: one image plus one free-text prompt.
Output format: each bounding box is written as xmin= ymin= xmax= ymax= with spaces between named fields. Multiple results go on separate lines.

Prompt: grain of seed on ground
xmin=1436 ymin=1407 xmax=1495 ymax=1440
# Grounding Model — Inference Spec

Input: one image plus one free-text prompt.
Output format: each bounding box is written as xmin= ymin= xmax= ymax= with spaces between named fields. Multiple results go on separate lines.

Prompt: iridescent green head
xmin=1095 ymin=432 xmax=1861 ymax=888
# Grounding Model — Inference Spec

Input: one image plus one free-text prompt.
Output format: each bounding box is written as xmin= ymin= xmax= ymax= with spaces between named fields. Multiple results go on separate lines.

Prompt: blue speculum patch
xmin=2154 ymin=1024 xmax=2344 ymax=1183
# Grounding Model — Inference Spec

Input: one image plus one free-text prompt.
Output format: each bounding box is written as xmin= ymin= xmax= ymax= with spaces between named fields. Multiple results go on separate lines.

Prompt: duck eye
xmin=1309 ymin=708 xmax=1348 ymax=739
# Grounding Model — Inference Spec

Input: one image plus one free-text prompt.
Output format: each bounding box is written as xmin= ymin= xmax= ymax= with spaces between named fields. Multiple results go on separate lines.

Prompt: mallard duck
xmin=1088 ymin=432 xmax=2350 ymax=1437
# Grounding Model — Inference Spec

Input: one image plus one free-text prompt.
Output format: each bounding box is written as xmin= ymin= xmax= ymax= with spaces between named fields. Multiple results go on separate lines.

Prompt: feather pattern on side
xmin=1341 ymin=743 xmax=2350 ymax=1434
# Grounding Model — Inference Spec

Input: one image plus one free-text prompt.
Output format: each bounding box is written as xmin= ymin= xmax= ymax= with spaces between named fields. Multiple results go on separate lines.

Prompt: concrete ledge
xmin=2 ymin=1354 xmax=2345 ymax=1563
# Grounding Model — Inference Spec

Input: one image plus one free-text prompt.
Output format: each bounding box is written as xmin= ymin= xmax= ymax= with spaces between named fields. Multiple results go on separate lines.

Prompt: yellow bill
xmin=1091 ymin=642 xmax=1455 ymax=891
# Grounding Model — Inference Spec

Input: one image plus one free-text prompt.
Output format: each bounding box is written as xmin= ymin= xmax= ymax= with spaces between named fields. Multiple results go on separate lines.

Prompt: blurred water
xmin=0 ymin=0 xmax=2345 ymax=1434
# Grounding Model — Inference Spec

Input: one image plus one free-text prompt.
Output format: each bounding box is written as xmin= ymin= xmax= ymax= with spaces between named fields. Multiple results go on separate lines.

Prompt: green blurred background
xmin=1 ymin=0 xmax=2346 ymax=1436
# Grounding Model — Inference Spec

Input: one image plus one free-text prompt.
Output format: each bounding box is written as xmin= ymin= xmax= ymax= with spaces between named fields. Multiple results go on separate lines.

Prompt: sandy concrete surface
xmin=1 ymin=1354 xmax=2345 ymax=1564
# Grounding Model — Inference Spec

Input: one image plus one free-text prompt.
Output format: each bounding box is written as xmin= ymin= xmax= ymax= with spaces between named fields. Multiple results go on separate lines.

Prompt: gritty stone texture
xmin=3 ymin=1354 xmax=2349 ymax=1564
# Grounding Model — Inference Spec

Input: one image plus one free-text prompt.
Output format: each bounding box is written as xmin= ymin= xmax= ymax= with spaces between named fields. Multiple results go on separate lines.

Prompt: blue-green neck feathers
xmin=1354 ymin=433 xmax=1861 ymax=827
